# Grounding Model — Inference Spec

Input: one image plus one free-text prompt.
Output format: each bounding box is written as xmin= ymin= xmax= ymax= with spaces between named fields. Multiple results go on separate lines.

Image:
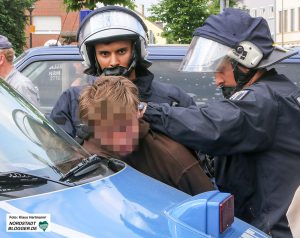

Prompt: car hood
xmin=0 ymin=166 xmax=189 ymax=238
xmin=0 ymin=166 xmax=270 ymax=238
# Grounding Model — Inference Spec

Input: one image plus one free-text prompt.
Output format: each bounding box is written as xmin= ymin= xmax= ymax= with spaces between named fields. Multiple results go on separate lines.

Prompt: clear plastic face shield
xmin=179 ymin=37 xmax=232 ymax=73
xmin=77 ymin=10 xmax=147 ymax=46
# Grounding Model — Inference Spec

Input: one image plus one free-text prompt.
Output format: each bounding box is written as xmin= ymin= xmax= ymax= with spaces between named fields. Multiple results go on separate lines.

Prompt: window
xmin=150 ymin=61 xmax=222 ymax=105
xmin=149 ymin=30 xmax=155 ymax=44
xmin=269 ymin=6 xmax=274 ymax=18
xmin=279 ymin=11 xmax=282 ymax=33
xmin=298 ymin=8 xmax=300 ymax=31
xmin=259 ymin=7 xmax=265 ymax=17
xmin=33 ymin=16 xmax=61 ymax=34
xmin=22 ymin=60 xmax=91 ymax=114
xmin=252 ymin=9 xmax=257 ymax=17
xmin=284 ymin=10 xmax=288 ymax=32
xmin=291 ymin=9 xmax=295 ymax=32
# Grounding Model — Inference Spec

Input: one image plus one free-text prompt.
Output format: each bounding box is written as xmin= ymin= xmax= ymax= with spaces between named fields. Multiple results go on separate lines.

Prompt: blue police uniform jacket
xmin=50 ymin=68 xmax=195 ymax=137
xmin=144 ymin=69 xmax=300 ymax=238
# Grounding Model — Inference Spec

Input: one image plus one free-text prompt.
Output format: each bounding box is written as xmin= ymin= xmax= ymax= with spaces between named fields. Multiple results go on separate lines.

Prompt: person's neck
xmin=245 ymin=69 xmax=266 ymax=87
xmin=0 ymin=63 xmax=13 ymax=80
xmin=129 ymin=70 xmax=136 ymax=81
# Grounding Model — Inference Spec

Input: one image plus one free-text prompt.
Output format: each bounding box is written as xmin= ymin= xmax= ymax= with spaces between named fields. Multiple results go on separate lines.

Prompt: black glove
xmin=74 ymin=124 xmax=90 ymax=145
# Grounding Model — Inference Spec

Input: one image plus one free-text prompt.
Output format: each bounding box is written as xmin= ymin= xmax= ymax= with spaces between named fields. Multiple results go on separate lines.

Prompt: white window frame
xmin=33 ymin=16 xmax=61 ymax=34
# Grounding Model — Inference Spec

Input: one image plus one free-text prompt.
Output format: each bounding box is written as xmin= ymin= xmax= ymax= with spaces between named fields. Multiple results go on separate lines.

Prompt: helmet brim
xmin=179 ymin=37 xmax=231 ymax=73
xmin=84 ymin=29 xmax=139 ymax=46
xmin=258 ymin=47 xmax=298 ymax=68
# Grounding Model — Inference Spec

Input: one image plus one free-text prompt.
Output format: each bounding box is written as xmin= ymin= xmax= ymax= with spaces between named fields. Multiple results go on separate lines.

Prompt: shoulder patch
xmin=229 ymin=90 xmax=249 ymax=100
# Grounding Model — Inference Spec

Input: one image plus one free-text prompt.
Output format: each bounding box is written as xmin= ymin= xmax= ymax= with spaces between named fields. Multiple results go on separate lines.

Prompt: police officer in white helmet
xmin=50 ymin=6 xmax=195 ymax=139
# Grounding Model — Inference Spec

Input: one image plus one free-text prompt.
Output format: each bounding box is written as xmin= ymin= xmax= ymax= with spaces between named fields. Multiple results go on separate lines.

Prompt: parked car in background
xmin=0 ymin=76 xmax=270 ymax=237
xmin=14 ymin=45 xmax=222 ymax=115
xmin=14 ymin=45 xmax=300 ymax=116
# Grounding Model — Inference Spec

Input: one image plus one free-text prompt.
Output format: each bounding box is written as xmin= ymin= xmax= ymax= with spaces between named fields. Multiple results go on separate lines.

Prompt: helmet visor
xmin=179 ymin=37 xmax=232 ymax=72
xmin=78 ymin=10 xmax=147 ymax=46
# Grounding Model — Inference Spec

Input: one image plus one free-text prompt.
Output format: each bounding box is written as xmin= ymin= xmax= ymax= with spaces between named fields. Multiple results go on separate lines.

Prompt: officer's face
xmin=214 ymin=59 xmax=237 ymax=88
xmin=95 ymin=40 xmax=135 ymax=80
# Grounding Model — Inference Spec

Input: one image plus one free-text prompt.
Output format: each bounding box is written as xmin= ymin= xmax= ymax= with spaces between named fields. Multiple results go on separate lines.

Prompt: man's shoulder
xmin=8 ymin=69 xmax=34 ymax=88
xmin=60 ymin=85 xmax=87 ymax=99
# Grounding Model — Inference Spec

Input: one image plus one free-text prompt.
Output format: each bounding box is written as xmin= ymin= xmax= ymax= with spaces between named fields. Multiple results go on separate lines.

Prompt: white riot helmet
xmin=77 ymin=6 xmax=151 ymax=76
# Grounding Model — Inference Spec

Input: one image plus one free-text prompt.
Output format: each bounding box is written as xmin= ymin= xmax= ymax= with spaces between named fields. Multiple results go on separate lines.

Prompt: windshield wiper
xmin=0 ymin=172 xmax=47 ymax=185
xmin=60 ymin=154 xmax=103 ymax=181
xmin=0 ymin=172 xmax=72 ymax=188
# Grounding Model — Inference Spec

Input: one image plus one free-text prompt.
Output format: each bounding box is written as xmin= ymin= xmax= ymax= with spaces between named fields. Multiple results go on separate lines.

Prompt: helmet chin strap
xmin=221 ymin=60 xmax=257 ymax=99
xmin=102 ymin=66 xmax=131 ymax=76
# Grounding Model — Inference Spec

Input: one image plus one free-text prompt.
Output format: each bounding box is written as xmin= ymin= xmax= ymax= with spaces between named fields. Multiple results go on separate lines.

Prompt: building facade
xmin=236 ymin=0 xmax=275 ymax=39
xmin=25 ymin=1 xmax=166 ymax=49
xmin=25 ymin=0 xmax=80 ymax=48
xmin=237 ymin=0 xmax=300 ymax=47
xmin=275 ymin=0 xmax=300 ymax=46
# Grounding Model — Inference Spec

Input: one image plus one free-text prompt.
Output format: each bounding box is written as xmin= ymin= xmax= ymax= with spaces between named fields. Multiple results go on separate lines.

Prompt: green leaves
xmin=148 ymin=0 xmax=237 ymax=44
xmin=148 ymin=0 xmax=210 ymax=44
xmin=63 ymin=0 xmax=136 ymax=11
xmin=0 ymin=0 xmax=36 ymax=55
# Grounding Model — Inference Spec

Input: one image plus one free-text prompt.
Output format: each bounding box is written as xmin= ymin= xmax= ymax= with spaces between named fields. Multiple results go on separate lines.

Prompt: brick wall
xmin=25 ymin=0 xmax=81 ymax=49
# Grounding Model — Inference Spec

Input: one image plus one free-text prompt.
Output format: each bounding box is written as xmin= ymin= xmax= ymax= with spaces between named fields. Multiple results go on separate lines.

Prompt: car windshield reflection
xmin=0 ymin=80 xmax=100 ymax=181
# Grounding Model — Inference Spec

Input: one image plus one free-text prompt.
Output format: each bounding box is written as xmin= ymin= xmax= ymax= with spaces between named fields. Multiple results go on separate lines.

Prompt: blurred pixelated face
xmin=95 ymin=40 xmax=133 ymax=70
xmin=87 ymin=101 xmax=139 ymax=156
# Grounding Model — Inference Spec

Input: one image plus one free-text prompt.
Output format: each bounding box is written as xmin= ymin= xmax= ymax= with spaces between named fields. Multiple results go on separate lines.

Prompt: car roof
xmin=16 ymin=44 xmax=300 ymax=65
xmin=14 ymin=44 xmax=189 ymax=69
xmin=21 ymin=45 xmax=80 ymax=56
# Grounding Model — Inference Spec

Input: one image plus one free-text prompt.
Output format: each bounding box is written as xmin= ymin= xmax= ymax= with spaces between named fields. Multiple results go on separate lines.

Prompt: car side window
xmin=149 ymin=60 xmax=223 ymax=105
xmin=21 ymin=60 xmax=89 ymax=113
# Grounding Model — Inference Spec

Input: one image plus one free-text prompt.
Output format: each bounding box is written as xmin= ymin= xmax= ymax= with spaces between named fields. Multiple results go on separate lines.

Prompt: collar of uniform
xmin=134 ymin=68 xmax=154 ymax=100
xmin=138 ymin=119 xmax=150 ymax=139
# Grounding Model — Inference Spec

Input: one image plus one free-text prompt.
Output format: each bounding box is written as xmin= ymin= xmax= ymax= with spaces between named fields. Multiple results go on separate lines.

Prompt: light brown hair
xmin=79 ymin=76 xmax=140 ymax=122
xmin=0 ymin=48 xmax=15 ymax=63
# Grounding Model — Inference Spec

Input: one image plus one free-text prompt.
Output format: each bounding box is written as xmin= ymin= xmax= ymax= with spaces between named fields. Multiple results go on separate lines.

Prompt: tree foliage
xmin=63 ymin=0 xmax=135 ymax=11
xmin=149 ymin=0 xmax=237 ymax=44
xmin=0 ymin=0 xmax=36 ymax=55
xmin=208 ymin=0 xmax=237 ymax=14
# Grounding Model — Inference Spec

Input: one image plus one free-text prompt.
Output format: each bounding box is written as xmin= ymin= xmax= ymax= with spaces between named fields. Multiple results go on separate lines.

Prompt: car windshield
xmin=0 ymin=80 xmax=99 ymax=181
